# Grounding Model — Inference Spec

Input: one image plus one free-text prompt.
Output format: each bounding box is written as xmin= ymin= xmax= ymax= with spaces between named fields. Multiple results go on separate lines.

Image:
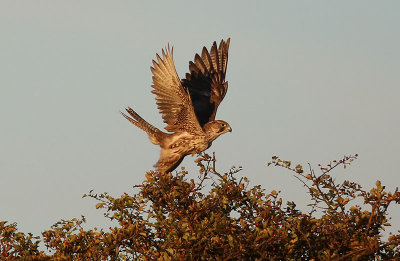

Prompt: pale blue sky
xmin=1 ymin=1 xmax=399 ymax=239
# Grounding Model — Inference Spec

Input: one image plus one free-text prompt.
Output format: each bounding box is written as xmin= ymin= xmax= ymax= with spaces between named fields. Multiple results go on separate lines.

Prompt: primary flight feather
xmin=122 ymin=39 xmax=231 ymax=173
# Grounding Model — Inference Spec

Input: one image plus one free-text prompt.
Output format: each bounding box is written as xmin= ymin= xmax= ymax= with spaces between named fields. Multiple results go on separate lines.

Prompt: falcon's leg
xmin=155 ymin=151 xmax=185 ymax=174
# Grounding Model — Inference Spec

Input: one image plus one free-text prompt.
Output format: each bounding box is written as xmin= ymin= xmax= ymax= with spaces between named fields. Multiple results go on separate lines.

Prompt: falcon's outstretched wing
xmin=182 ymin=38 xmax=230 ymax=127
xmin=151 ymin=46 xmax=203 ymax=134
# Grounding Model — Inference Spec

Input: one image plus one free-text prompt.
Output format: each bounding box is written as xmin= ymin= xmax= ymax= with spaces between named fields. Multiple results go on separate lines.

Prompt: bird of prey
xmin=122 ymin=39 xmax=232 ymax=174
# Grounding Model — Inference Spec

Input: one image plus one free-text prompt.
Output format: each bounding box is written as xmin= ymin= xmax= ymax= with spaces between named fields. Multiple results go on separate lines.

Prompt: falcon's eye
xmin=221 ymin=123 xmax=226 ymax=127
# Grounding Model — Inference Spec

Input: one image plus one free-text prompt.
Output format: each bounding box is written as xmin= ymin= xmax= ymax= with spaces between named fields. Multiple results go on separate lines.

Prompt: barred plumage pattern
xmin=122 ymin=39 xmax=232 ymax=173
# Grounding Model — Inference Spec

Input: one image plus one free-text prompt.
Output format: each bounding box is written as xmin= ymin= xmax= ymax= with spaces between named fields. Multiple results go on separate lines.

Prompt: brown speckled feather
xmin=150 ymin=46 xmax=203 ymax=135
xmin=182 ymin=39 xmax=230 ymax=127
xmin=122 ymin=39 xmax=232 ymax=174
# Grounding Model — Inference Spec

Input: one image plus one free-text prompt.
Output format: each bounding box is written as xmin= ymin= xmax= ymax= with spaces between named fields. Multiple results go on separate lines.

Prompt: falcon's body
xmin=122 ymin=39 xmax=231 ymax=173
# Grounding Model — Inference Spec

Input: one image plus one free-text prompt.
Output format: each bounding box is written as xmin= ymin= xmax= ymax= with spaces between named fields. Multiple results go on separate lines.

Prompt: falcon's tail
xmin=121 ymin=107 xmax=163 ymax=145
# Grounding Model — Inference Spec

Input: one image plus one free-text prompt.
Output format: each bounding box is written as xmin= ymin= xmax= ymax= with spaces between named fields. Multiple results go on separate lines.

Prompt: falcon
xmin=122 ymin=39 xmax=232 ymax=174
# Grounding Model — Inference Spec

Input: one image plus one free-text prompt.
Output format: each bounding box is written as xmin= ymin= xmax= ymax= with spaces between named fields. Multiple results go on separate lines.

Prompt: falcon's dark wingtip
xmin=181 ymin=38 xmax=231 ymax=127
xmin=224 ymin=38 xmax=231 ymax=45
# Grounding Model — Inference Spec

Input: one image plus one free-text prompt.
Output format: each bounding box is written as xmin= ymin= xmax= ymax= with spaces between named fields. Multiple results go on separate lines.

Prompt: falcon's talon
xmin=122 ymin=39 xmax=232 ymax=174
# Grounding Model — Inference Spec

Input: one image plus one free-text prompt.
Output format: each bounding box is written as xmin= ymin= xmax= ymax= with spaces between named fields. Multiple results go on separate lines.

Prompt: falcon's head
xmin=203 ymin=120 xmax=232 ymax=142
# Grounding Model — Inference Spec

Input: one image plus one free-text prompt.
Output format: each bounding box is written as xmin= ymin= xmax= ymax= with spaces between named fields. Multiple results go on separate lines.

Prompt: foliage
xmin=1 ymin=153 xmax=399 ymax=260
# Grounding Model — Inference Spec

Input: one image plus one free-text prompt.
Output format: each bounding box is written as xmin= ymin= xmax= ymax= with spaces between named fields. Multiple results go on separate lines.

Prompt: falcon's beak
xmin=228 ymin=126 xmax=232 ymax=132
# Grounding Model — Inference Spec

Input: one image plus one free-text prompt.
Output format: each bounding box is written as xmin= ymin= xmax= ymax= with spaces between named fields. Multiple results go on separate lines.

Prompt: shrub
xmin=1 ymin=153 xmax=399 ymax=260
